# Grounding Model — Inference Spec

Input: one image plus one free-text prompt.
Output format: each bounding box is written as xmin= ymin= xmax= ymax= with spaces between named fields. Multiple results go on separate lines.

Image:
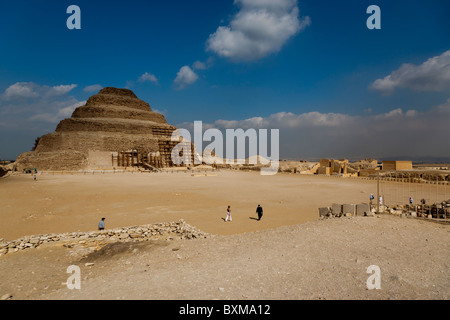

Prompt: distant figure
xmin=225 ymin=206 xmax=232 ymax=222
xmin=370 ymin=194 xmax=374 ymax=206
xmin=379 ymin=196 xmax=383 ymax=205
xmin=98 ymin=217 xmax=106 ymax=230
xmin=256 ymin=204 xmax=263 ymax=221
xmin=33 ymin=174 xmax=37 ymax=181
xmin=409 ymin=197 xmax=413 ymax=205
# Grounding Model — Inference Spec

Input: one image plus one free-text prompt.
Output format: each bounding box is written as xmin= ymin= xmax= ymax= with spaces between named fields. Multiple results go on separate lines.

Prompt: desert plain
xmin=0 ymin=170 xmax=448 ymax=300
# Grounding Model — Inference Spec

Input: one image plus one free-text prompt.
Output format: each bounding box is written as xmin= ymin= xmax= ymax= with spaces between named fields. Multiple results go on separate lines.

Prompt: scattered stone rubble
xmin=320 ymin=200 xmax=450 ymax=221
xmin=384 ymin=200 xmax=450 ymax=219
xmin=0 ymin=220 xmax=209 ymax=257
xmin=319 ymin=203 xmax=376 ymax=218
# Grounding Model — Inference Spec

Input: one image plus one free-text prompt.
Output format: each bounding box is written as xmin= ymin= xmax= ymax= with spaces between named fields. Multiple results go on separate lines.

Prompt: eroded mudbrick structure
xmin=16 ymin=87 xmax=187 ymax=171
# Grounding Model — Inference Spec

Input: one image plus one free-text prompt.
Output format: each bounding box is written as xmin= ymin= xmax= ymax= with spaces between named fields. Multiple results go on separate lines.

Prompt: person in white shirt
xmin=225 ymin=206 xmax=232 ymax=222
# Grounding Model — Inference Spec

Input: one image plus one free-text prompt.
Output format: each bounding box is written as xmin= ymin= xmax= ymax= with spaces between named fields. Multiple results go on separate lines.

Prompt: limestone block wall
xmin=87 ymin=151 xmax=114 ymax=168
xmin=382 ymin=161 xmax=413 ymax=171
xmin=15 ymin=151 xmax=88 ymax=171
xmin=319 ymin=203 xmax=373 ymax=218
xmin=72 ymin=105 xmax=167 ymax=124
xmin=55 ymin=118 xmax=175 ymax=135
xmin=36 ymin=132 xmax=161 ymax=155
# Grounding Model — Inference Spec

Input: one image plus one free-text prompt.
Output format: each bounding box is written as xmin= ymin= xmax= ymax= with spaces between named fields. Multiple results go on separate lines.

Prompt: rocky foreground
xmin=0 ymin=220 xmax=209 ymax=257
xmin=0 ymin=214 xmax=448 ymax=300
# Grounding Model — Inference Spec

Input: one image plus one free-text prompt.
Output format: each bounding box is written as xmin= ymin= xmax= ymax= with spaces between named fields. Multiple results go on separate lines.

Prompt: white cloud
xmin=47 ymin=84 xmax=77 ymax=96
xmin=84 ymin=84 xmax=103 ymax=93
xmin=177 ymin=103 xmax=450 ymax=160
xmin=125 ymin=80 xmax=135 ymax=89
xmin=0 ymin=82 xmax=83 ymax=129
xmin=138 ymin=72 xmax=159 ymax=84
xmin=211 ymin=111 xmax=352 ymax=130
xmin=29 ymin=100 xmax=86 ymax=123
xmin=174 ymin=66 xmax=199 ymax=89
xmin=375 ymin=108 xmax=403 ymax=120
xmin=193 ymin=61 xmax=207 ymax=70
xmin=435 ymin=98 xmax=450 ymax=113
xmin=192 ymin=57 xmax=214 ymax=70
xmin=3 ymin=82 xmax=39 ymax=100
xmin=371 ymin=50 xmax=450 ymax=94
xmin=2 ymin=82 xmax=77 ymax=100
xmin=405 ymin=110 xmax=418 ymax=118
xmin=206 ymin=0 xmax=310 ymax=62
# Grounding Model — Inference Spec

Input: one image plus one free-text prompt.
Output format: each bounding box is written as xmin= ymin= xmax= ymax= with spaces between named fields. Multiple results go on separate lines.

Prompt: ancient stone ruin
xmin=319 ymin=203 xmax=374 ymax=218
xmin=15 ymin=87 xmax=189 ymax=171
xmin=0 ymin=220 xmax=210 ymax=257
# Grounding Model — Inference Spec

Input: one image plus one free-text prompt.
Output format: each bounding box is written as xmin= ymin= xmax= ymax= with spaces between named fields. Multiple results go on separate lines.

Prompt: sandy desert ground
xmin=0 ymin=170 xmax=448 ymax=300
xmin=0 ymin=170 xmax=380 ymax=240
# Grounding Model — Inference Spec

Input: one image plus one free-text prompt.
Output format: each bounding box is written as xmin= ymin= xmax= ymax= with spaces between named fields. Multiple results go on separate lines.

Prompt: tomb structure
xmin=15 ymin=87 xmax=191 ymax=171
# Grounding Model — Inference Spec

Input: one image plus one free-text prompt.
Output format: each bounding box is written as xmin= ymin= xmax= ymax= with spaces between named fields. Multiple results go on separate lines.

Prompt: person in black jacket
xmin=256 ymin=204 xmax=263 ymax=221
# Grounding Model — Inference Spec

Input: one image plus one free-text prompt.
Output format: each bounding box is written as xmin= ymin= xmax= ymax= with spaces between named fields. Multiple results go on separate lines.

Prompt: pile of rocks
xmin=319 ymin=203 xmax=376 ymax=219
xmin=0 ymin=220 xmax=209 ymax=256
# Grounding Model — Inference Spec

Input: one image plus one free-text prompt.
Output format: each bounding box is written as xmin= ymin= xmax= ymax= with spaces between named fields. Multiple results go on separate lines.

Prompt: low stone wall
xmin=319 ymin=203 xmax=375 ymax=218
xmin=319 ymin=201 xmax=450 ymax=222
xmin=15 ymin=150 xmax=89 ymax=171
xmin=0 ymin=220 xmax=209 ymax=257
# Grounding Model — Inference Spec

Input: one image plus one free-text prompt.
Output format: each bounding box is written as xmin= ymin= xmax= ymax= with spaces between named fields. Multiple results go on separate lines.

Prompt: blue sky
xmin=1 ymin=0 xmax=450 ymax=161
